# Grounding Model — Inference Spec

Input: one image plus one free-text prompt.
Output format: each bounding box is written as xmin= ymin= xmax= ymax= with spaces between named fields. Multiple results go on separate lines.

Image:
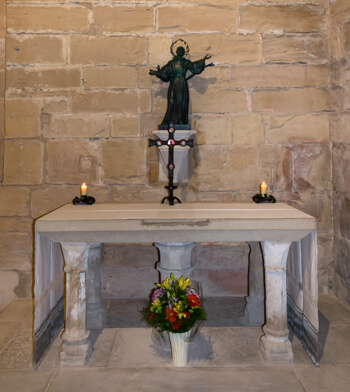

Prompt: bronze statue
xmin=149 ymin=39 xmax=214 ymax=129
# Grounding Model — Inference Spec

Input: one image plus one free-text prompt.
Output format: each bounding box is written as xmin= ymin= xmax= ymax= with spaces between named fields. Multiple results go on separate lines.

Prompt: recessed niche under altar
xmin=101 ymin=242 xmax=249 ymax=299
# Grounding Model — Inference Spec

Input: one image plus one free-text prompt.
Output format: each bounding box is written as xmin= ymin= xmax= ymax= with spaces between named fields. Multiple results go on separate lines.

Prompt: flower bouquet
xmin=141 ymin=273 xmax=206 ymax=366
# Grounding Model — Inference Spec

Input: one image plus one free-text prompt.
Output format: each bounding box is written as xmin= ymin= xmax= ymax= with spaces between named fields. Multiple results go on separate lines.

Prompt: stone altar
xmin=33 ymin=202 xmax=318 ymax=366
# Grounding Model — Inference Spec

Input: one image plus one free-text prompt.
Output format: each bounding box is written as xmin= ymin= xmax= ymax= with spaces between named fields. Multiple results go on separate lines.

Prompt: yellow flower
xmin=157 ymin=276 xmax=171 ymax=291
xmin=150 ymin=298 xmax=162 ymax=313
xmin=173 ymin=301 xmax=187 ymax=319
xmin=178 ymin=275 xmax=191 ymax=290
xmin=152 ymin=298 xmax=161 ymax=307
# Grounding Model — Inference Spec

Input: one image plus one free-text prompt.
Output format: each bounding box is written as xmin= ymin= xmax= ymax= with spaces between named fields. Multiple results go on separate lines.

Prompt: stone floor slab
xmin=0 ymin=326 xmax=16 ymax=352
xmin=318 ymin=295 xmax=350 ymax=326
xmin=203 ymin=327 xmax=264 ymax=366
xmin=88 ymin=328 xmax=117 ymax=367
xmin=295 ymin=364 xmax=350 ymax=392
xmin=0 ymin=328 xmax=33 ymax=369
xmin=0 ymin=295 xmax=349 ymax=392
xmin=0 ymin=300 xmax=33 ymax=325
xmin=108 ymin=328 xmax=172 ymax=368
xmin=38 ymin=328 xmax=119 ymax=369
xmin=37 ymin=334 xmax=63 ymax=370
xmin=108 ymin=327 xmax=264 ymax=368
xmin=319 ymin=326 xmax=350 ymax=365
xmin=48 ymin=367 xmax=305 ymax=392
xmin=291 ymin=334 xmax=315 ymax=365
xmin=0 ymin=369 xmax=55 ymax=392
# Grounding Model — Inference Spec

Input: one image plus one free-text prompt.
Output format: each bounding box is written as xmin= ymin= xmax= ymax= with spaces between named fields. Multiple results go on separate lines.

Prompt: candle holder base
xmin=73 ymin=195 xmax=95 ymax=205
xmin=253 ymin=194 xmax=276 ymax=204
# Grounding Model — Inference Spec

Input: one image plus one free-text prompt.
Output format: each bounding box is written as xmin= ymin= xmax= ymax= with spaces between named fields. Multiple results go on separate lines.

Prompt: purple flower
xmin=186 ymin=288 xmax=200 ymax=299
xmin=152 ymin=288 xmax=164 ymax=302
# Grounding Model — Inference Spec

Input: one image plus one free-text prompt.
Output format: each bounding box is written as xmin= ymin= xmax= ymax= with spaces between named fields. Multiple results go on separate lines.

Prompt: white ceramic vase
xmin=168 ymin=330 xmax=191 ymax=367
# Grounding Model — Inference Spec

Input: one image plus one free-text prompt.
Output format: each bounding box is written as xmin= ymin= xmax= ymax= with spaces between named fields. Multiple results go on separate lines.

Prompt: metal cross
xmin=149 ymin=123 xmax=194 ymax=205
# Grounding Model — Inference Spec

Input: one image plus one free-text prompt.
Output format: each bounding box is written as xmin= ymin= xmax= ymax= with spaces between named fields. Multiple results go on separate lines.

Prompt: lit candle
xmin=80 ymin=183 xmax=87 ymax=197
xmin=260 ymin=181 xmax=267 ymax=196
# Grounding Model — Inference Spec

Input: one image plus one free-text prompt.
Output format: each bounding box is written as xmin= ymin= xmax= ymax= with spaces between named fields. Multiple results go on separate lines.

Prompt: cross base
xmin=161 ymin=195 xmax=182 ymax=205
xmin=161 ymin=185 xmax=181 ymax=205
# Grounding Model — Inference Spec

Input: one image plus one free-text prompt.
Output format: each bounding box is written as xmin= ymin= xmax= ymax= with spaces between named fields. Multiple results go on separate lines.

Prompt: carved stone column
xmin=242 ymin=242 xmax=265 ymax=326
xmin=155 ymin=242 xmax=195 ymax=280
xmin=60 ymin=242 xmax=92 ymax=366
xmin=86 ymin=243 xmax=104 ymax=329
xmin=260 ymin=241 xmax=293 ymax=365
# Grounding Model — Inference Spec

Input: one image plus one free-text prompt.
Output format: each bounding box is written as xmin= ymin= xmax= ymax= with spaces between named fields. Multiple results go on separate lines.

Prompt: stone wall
xmin=330 ymin=0 xmax=350 ymax=305
xmin=0 ymin=0 xmax=9 ymax=308
xmin=102 ymin=242 xmax=250 ymax=298
xmin=0 ymin=1 xmax=4 ymax=183
xmin=0 ymin=0 xmax=338 ymax=309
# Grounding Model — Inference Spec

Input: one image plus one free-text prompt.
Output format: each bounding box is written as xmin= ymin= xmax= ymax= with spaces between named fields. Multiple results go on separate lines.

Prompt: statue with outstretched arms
xmin=150 ymin=39 xmax=214 ymax=128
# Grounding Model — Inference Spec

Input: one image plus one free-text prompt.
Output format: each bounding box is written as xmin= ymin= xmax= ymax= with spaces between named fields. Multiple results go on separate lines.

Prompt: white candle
xmin=81 ymin=183 xmax=87 ymax=197
xmin=260 ymin=181 xmax=267 ymax=196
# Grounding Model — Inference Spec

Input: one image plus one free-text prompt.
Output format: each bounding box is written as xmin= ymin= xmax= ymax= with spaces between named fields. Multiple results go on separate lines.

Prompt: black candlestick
xmin=73 ymin=195 xmax=95 ymax=205
xmin=252 ymin=194 xmax=276 ymax=203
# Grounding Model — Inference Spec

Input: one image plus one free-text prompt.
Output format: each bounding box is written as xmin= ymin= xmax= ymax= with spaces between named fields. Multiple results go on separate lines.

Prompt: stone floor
xmin=0 ymin=295 xmax=349 ymax=392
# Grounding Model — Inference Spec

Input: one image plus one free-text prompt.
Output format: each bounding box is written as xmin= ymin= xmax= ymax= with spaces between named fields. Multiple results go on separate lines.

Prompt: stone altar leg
xmin=60 ymin=242 xmax=92 ymax=366
xmin=260 ymin=241 xmax=293 ymax=365
xmin=155 ymin=242 xmax=195 ymax=280
xmin=242 ymin=242 xmax=265 ymax=326
xmin=86 ymin=243 xmax=104 ymax=329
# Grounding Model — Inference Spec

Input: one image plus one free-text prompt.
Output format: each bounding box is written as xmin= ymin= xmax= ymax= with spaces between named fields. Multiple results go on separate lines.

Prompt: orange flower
xmin=187 ymin=294 xmax=200 ymax=308
xmin=148 ymin=311 xmax=156 ymax=321
xmin=165 ymin=308 xmax=178 ymax=324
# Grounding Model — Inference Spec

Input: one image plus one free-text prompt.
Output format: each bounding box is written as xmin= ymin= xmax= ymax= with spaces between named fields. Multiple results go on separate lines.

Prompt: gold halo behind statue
xmin=170 ymin=39 xmax=190 ymax=57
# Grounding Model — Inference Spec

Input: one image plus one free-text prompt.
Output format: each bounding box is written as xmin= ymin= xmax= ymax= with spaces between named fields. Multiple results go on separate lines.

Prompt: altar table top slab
xmin=35 ymin=202 xmax=316 ymax=243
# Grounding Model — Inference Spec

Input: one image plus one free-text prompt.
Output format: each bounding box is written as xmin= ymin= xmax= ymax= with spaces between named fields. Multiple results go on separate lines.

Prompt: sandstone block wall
xmin=0 ymin=0 xmax=346 ymax=308
xmin=102 ymin=242 xmax=249 ymax=298
xmin=0 ymin=0 xmax=10 ymax=308
xmin=330 ymin=0 xmax=350 ymax=305
xmin=0 ymin=0 xmax=4 ymax=181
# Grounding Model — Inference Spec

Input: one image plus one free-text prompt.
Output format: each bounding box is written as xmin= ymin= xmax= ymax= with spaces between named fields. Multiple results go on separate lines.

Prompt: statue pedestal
xmin=152 ymin=130 xmax=196 ymax=184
